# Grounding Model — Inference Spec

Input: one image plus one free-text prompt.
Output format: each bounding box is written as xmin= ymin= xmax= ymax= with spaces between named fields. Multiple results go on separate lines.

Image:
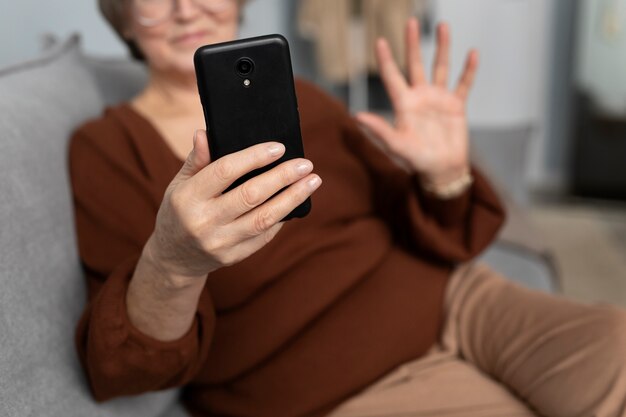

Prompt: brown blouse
xmin=69 ymin=79 xmax=506 ymax=417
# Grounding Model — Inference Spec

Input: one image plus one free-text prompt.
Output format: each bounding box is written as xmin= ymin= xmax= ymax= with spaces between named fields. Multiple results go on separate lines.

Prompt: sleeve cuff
xmin=91 ymin=253 xmax=200 ymax=357
xmin=411 ymin=173 xmax=473 ymax=227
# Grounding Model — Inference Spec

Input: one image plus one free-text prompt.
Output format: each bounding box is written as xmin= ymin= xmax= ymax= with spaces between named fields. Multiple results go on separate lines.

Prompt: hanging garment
xmin=298 ymin=0 xmax=428 ymax=83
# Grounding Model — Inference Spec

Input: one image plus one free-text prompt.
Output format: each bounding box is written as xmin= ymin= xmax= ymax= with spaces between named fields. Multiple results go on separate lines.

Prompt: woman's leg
xmin=328 ymin=262 xmax=626 ymax=417
xmin=442 ymin=262 xmax=626 ymax=417
xmin=327 ymin=262 xmax=545 ymax=417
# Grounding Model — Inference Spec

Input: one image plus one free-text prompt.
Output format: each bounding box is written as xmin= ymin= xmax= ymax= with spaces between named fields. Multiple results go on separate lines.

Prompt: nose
xmin=173 ymin=0 xmax=201 ymax=21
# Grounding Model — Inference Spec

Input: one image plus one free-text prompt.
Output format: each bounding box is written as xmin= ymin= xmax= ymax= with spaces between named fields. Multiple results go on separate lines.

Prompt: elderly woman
xmin=69 ymin=0 xmax=626 ymax=416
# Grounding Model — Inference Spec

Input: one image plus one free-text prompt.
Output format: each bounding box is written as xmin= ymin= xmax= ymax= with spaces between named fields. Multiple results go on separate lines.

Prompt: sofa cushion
xmin=0 ymin=35 xmax=183 ymax=417
xmin=84 ymin=55 xmax=148 ymax=106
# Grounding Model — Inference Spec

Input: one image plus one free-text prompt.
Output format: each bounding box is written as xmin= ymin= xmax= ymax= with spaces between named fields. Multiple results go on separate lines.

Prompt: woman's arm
xmin=70 ymin=122 xmax=320 ymax=401
xmin=70 ymin=128 xmax=215 ymax=401
xmin=343 ymin=116 xmax=506 ymax=264
xmin=344 ymin=19 xmax=506 ymax=264
xmin=126 ymin=235 xmax=208 ymax=342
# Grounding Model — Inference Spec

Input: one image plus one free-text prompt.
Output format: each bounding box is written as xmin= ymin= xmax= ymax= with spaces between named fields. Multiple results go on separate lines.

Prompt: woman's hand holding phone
xmin=144 ymin=129 xmax=322 ymax=288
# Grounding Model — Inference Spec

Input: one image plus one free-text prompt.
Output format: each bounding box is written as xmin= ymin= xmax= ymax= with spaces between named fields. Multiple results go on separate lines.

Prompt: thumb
xmin=176 ymin=129 xmax=212 ymax=181
xmin=355 ymin=112 xmax=395 ymax=143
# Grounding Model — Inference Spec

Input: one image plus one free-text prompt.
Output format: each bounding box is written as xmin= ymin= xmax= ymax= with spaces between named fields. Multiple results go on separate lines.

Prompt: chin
xmin=175 ymin=59 xmax=197 ymax=76
xmin=174 ymin=36 xmax=235 ymax=71
xmin=144 ymin=49 xmax=197 ymax=76
xmin=160 ymin=54 xmax=197 ymax=76
xmin=143 ymin=30 xmax=239 ymax=75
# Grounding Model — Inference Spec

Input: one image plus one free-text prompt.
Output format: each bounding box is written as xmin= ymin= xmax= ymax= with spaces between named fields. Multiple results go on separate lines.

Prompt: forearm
xmin=126 ymin=236 xmax=208 ymax=342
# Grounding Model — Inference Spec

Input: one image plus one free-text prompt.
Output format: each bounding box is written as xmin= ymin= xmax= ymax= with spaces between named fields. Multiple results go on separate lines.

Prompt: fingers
xmin=230 ymin=173 xmax=321 ymax=239
xmin=406 ymin=17 xmax=426 ymax=86
xmin=455 ymin=49 xmax=479 ymax=101
xmin=355 ymin=112 xmax=395 ymax=143
xmin=176 ymin=129 xmax=212 ymax=182
xmin=194 ymin=141 xmax=286 ymax=198
xmin=216 ymin=158 xmax=315 ymax=223
xmin=433 ymin=23 xmax=451 ymax=88
xmin=376 ymin=38 xmax=408 ymax=107
xmin=225 ymin=222 xmax=285 ymax=262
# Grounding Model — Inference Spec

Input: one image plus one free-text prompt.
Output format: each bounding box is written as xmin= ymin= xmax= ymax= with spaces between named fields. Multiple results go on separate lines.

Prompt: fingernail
xmin=307 ymin=176 xmax=321 ymax=190
xmin=296 ymin=161 xmax=313 ymax=175
xmin=268 ymin=143 xmax=285 ymax=156
xmin=193 ymin=130 xmax=198 ymax=147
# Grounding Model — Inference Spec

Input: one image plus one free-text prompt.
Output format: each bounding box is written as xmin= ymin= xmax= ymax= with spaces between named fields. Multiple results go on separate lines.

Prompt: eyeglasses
xmin=132 ymin=0 xmax=236 ymax=27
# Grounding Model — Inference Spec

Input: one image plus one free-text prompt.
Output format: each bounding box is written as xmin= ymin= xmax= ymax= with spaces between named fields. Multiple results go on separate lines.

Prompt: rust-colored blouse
xmin=69 ymin=79 xmax=505 ymax=417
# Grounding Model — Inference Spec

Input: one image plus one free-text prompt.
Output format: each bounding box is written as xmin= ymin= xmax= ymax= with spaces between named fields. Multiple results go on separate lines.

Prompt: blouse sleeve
xmin=341 ymin=113 xmax=507 ymax=265
xmin=68 ymin=127 xmax=216 ymax=402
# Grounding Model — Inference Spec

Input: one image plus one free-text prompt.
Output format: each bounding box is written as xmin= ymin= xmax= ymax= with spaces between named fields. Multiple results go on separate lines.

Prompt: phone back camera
xmin=236 ymin=58 xmax=254 ymax=76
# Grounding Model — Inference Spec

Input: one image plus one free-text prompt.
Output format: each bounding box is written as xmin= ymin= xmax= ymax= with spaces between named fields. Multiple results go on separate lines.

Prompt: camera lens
xmin=236 ymin=58 xmax=254 ymax=76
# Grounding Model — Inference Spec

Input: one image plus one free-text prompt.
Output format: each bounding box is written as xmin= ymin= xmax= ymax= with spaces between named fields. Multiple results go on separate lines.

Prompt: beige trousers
xmin=329 ymin=262 xmax=626 ymax=417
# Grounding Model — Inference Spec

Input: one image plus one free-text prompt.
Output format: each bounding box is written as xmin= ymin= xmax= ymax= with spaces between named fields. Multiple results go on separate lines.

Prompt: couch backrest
xmin=84 ymin=54 xmax=148 ymax=106
xmin=0 ymin=35 xmax=181 ymax=417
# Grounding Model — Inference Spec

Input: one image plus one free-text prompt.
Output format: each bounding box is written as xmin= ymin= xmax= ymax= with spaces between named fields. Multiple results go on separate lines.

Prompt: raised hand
xmin=356 ymin=18 xmax=478 ymax=190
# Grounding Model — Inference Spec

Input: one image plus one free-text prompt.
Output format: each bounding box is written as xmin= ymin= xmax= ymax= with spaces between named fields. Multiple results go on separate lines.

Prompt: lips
xmin=172 ymin=30 xmax=209 ymax=45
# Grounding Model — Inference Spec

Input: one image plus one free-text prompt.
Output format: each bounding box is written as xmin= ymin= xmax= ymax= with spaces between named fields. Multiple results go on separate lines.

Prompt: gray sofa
xmin=0 ymin=35 xmax=559 ymax=417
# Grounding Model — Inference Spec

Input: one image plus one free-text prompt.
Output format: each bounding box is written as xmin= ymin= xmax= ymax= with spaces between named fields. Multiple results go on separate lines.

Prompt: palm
xmin=394 ymin=85 xmax=468 ymax=176
xmin=357 ymin=19 xmax=478 ymax=186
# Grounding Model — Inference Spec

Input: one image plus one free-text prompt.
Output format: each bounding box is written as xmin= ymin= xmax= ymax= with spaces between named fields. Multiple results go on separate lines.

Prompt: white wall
xmin=431 ymin=0 xmax=543 ymax=127
xmin=0 ymin=0 xmax=125 ymax=66
xmin=239 ymin=0 xmax=288 ymax=39
xmin=429 ymin=0 xmax=554 ymax=186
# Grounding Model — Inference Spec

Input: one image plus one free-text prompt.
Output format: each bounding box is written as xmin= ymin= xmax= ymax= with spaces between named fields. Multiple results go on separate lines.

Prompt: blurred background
xmin=1 ymin=0 xmax=625 ymax=305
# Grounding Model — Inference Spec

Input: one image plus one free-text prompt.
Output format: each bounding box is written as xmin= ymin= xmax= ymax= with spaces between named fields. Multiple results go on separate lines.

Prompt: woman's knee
xmin=530 ymin=305 xmax=626 ymax=417
xmin=582 ymin=305 xmax=626 ymax=416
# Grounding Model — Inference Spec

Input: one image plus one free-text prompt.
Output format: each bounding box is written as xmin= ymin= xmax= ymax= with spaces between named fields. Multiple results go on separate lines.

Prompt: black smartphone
xmin=194 ymin=34 xmax=311 ymax=221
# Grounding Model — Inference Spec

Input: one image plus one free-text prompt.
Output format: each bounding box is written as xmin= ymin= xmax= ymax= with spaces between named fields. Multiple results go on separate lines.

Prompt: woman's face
xmin=124 ymin=0 xmax=240 ymax=75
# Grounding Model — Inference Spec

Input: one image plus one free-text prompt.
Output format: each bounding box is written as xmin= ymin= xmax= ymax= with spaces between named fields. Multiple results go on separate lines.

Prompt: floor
xmin=528 ymin=198 xmax=626 ymax=308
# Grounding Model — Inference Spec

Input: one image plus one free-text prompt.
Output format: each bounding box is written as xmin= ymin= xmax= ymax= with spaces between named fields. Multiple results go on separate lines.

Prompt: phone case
xmin=194 ymin=34 xmax=311 ymax=221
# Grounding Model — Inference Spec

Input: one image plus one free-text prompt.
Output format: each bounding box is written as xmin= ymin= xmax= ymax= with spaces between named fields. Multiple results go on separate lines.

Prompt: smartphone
xmin=194 ymin=34 xmax=311 ymax=221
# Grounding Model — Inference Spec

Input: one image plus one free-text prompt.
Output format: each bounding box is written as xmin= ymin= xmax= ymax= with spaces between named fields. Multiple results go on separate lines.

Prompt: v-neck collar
xmin=119 ymin=102 xmax=187 ymax=165
xmin=107 ymin=103 xmax=185 ymax=189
